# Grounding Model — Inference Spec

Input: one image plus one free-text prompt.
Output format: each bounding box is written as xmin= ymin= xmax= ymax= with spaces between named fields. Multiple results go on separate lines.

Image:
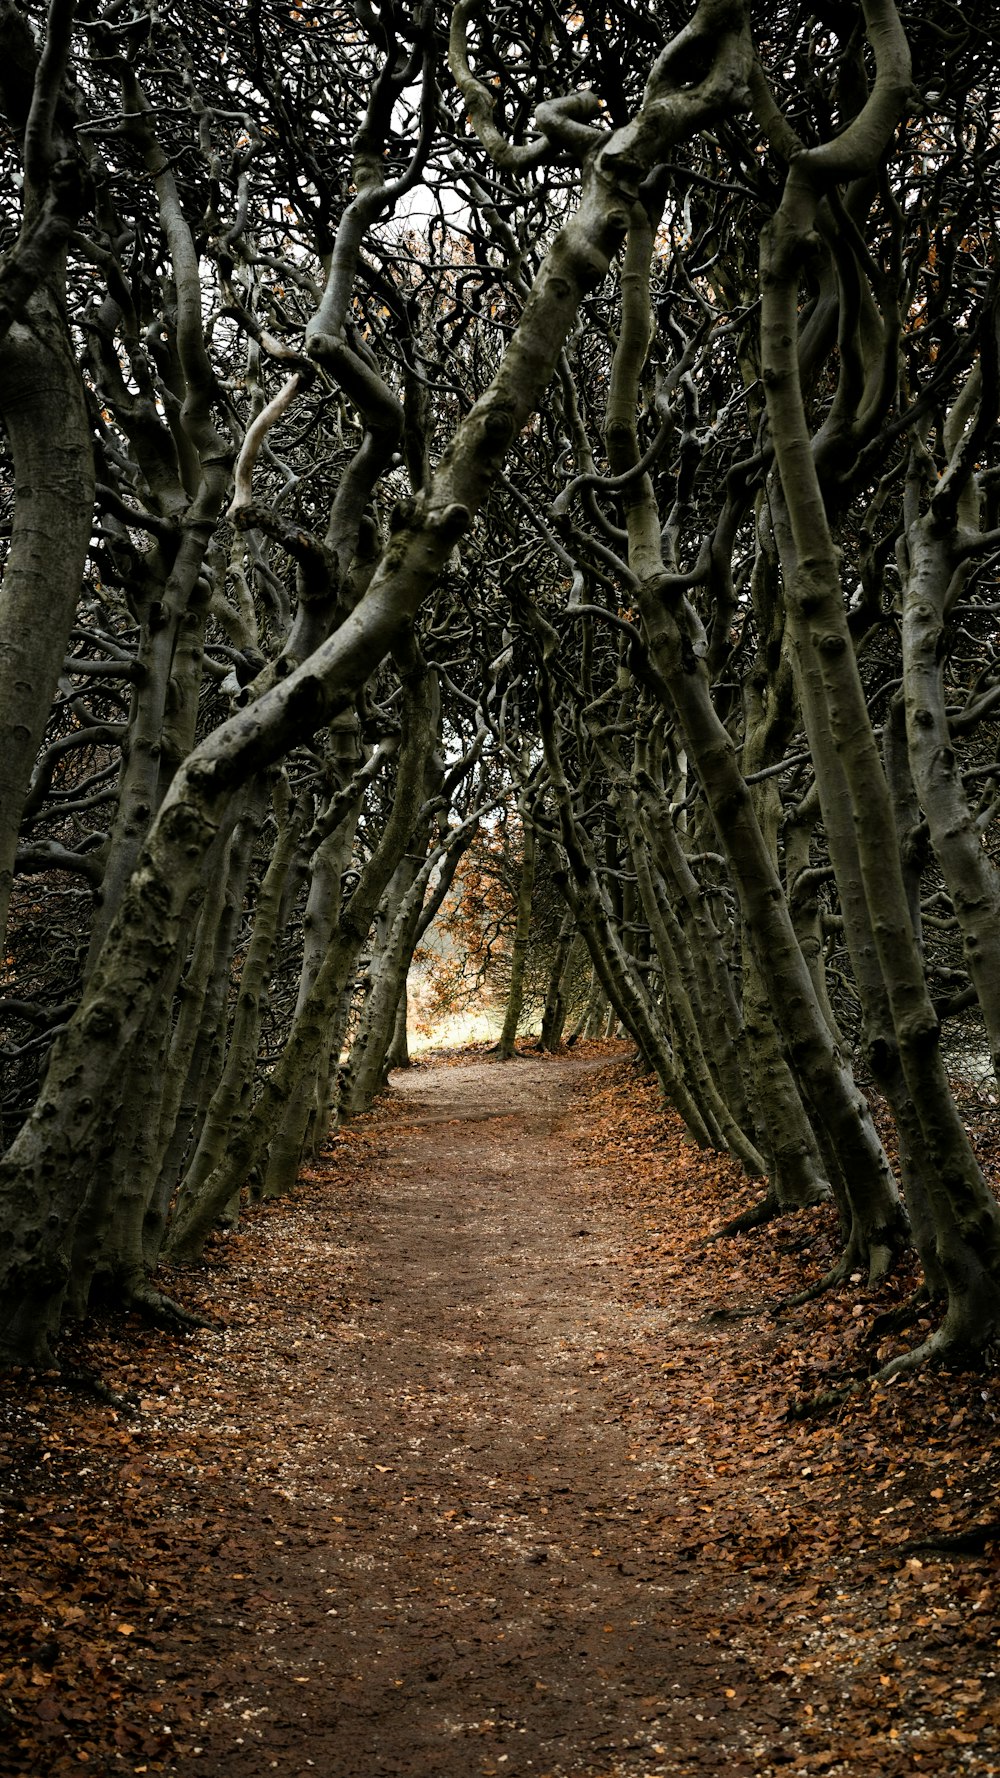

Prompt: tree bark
xmin=168 ymin=776 xmax=302 ymax=1239
xmin=497 ymin=819 xmax=537 ymax=1058
xmin=902 ymin=482 xmax=1000 ymax=1086
xmin=539 ymin=915 xmax=580 ymax=1051
xmin=0 ymin=0 xmax=759 ymax=1361
xmin=168 ymin=660 xmax=442 ymax=1250
xmin=605 ymin=201 xmax=905 ymax=1280
xmin=754 ymin=15 xmax=1000 ymax=1353
xmin=0 ymin=289 xmax=95 ymax=952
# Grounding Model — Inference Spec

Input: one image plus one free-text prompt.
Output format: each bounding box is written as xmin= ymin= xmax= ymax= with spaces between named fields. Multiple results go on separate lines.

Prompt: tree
xmin=1 ymin=0 xmax=1000 ymax=1383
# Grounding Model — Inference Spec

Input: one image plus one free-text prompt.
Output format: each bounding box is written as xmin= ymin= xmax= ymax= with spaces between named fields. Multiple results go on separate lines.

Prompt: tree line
xmin=0 ymin=0 xmax=998 ymax=1382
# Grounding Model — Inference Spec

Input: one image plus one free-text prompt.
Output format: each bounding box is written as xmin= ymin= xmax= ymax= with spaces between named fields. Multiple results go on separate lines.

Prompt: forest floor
xmin=1 ymin=1046 xmax=999 ymax=1778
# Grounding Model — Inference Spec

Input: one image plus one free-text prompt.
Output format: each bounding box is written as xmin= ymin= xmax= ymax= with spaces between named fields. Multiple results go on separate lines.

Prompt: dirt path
xmin=5 ymin=1051 xmax=999 ymax=1777
xmin=187 ymin=1054 xmax=749 ymax=1777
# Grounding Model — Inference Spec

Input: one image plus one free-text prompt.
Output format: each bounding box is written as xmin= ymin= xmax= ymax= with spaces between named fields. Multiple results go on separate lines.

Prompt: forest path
xmin=190 ymin=1052 xmax=757 ymax=1777
xmin=8 ymin=1051 xmax=997 ymax=1777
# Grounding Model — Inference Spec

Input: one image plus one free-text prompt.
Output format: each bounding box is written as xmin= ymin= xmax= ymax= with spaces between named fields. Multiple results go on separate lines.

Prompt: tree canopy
xmin=1 ymin=0 xmax=1000 ymax=1385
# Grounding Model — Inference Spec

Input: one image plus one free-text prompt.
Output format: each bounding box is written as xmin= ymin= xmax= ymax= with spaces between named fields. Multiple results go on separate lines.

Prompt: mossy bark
xmin=168 ymin=778 xmax=303 ymax=1239
xmin=756 ymin=37 xmax=1000 ymax=1350
xmin=606 ymin=203 xmax=904 ymax=1279
xmin=0 ymin=288 xmax=95 ymax=952
xmin=539 ymin=916 xmax=580 ymax=1051
xmin=497 ymin=820 xmax=537 ymax=1059
xmin=166 ymin=662 xmax=442 ymax=1252
xmin=0 ymin=0 xmax=758 ymax=1360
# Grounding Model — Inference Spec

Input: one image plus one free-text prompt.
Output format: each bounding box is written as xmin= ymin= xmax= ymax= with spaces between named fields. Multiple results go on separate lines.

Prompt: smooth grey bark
xmin=339 ymin=727 xmax=488 ymax=1119
xmin=83 ymin=988 xmax=207 ymax=1329
xmin=344 ymin=817 xmax=479 ymax=1115
xmin=0 ymin=287 xmax=95 ymax=953
xmin=84 ymin=535 xmax=220 ymax=967
xmin=0 ymin=0 xmax=758 ymax=1360
xmin=139 ymin=806 xmax=245 ymax=1268
xmin=603 ymin=201 xmax=905 ymax=1280
xmin=742 ymin=542 xmax=845 ymax=1221
xmin=533 ymin=672 xmax=715 ymax=1144
xmin=617 ymin=778 xmax=766 ymax=1173
xmin=0 ymin=2 xmax=94 ymax=951
xmin=539 ymin=914 xmax=579 ymax=1050
xmin=739 ymin=944 xmax=833 ymax=1216
xmin=259 ymin=739 xmax=397 ymax=1185
xmin=386 ymin=990 xmax=410 ymax=1072
xmin=60 ymin=984 xmax=175 ymax=1324
xmin=880 ymin=695 xmax=947 ymax=1299
xmin=567 ymin=965 xmax=604 ymax=1044
xmin=167 ymin=659 xmax=442 ymax=1250
xmin=83 ymin=73 xmax=234 ymax=963
xmin=784 ymin=786 xmax=842 ymax=1044
xmin=260 ymin=806 xmax=364 ymax=1184
xmin=496 ymin=818 xmax=537 ymax=1058
xmin=901 ymin=442 xmax=1000 ymax=1088
xmin=342 ymin=847 xmax=429 ymax=1115
xmin=382 ymin=819 xmax=475 ymax=1076
xmin=776 ymin=519 xmax=939 ymax=1267
xmin=634 ymin=773 xmax=753 ymax=1134
xmin=168 ymin=776 xmax=303 ymax=1238
xmin=645 ymin=600 xmax=905 ymax=1273
xmin=145 ymin=792 xmax=262 ymax=1255
xmin=754 ymin=10 xmax=1000 ymax=1357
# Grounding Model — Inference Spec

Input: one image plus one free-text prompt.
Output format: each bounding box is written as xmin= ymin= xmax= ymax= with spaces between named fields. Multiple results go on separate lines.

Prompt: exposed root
xmin=1 ymin=1352 xmax=138 ymax=1414
xmin=774 ymin=1219 xmax=905 ymax=1313
xmin=866 ymin=1286 xmax=938 ymax=1344
xmin=124 ymin=1282 xmax=221 ymax=1336
xmin=785 ymin=1378 xmax=860 ymax=1418
xmin=896 ymin=1520 xmax=1000 ymax=1557
xmin=52 ymin=1364 xmax=138 ymax=1415
xmin=703 ymin=1193 xmax=782 ymax=1242
xmin=703 ymin=1186 xmax=829 ymax=1245
xmin=786 ymin=1314 xmax=998 ymax=1417
xmin=773 ymin=1251 xmax=854 ymax=1313
xmin=869 ymin=1329 xmax=945 ymax=1383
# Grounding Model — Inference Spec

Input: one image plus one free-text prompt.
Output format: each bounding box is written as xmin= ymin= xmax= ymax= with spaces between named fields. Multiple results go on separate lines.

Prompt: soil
xmin=2 ymin=1048 xmax=999 ymax=1777
xmin=186 ymin=1051 xmax=744 ymax=1777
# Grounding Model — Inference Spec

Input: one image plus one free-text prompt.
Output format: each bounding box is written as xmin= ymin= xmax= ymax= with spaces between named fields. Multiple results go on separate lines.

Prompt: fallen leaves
xmin=1 ymin=1049 xmax=999 ymax=1777
xmin=564 ymin=1058 xmax=1000 ymax=1776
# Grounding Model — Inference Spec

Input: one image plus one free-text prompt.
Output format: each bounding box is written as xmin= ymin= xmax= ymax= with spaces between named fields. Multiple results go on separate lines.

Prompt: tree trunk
xmin=497 ymin=819 xmax=537 ymax=1058
xmin=0 ymin=288 xmax=95 ymax=952
xmin=259 ymin=779 xmax=367 ymax=1191
xmin=539 ymin=915 xmax=579 ymax=1051
xmin=605 ymin=204 xmax=905 ymax=1282
xmin=144 ymin=794 xmax=261 ymax=1258
xmin=168 ymin=777 xmax=302 ymax=1238
xmin=171 ymin=661 xmax=442 ymax=1244
xmin=740 ymin=944 xmax=833 ymax=1212
xmin=635 ymin=776 xmax=754 ymax=1134
xmin=0 ymin=2 xmax=761 ymax=1361
xmin=342 ymin=848 xmax=428 ymax=1115
xmin=902 ymin=504 xmax=1000 ymax=1085
xmin=760 ymin=119 xmax=1000 ymax=1353
xmin=386 ymin=989 xmax=410 ymax=1072
xmin=537 ymin=707 xmax=715 ymax=1147
xmin=566 ymin=967 xmax=598 ymax=1043
xmin=618 ymin=780 xmax=766 ymax=1173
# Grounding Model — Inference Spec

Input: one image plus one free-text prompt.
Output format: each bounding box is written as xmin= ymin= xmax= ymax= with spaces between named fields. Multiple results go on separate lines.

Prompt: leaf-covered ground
xmin=1 ymin=1047 xmax=998 ymax=1776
